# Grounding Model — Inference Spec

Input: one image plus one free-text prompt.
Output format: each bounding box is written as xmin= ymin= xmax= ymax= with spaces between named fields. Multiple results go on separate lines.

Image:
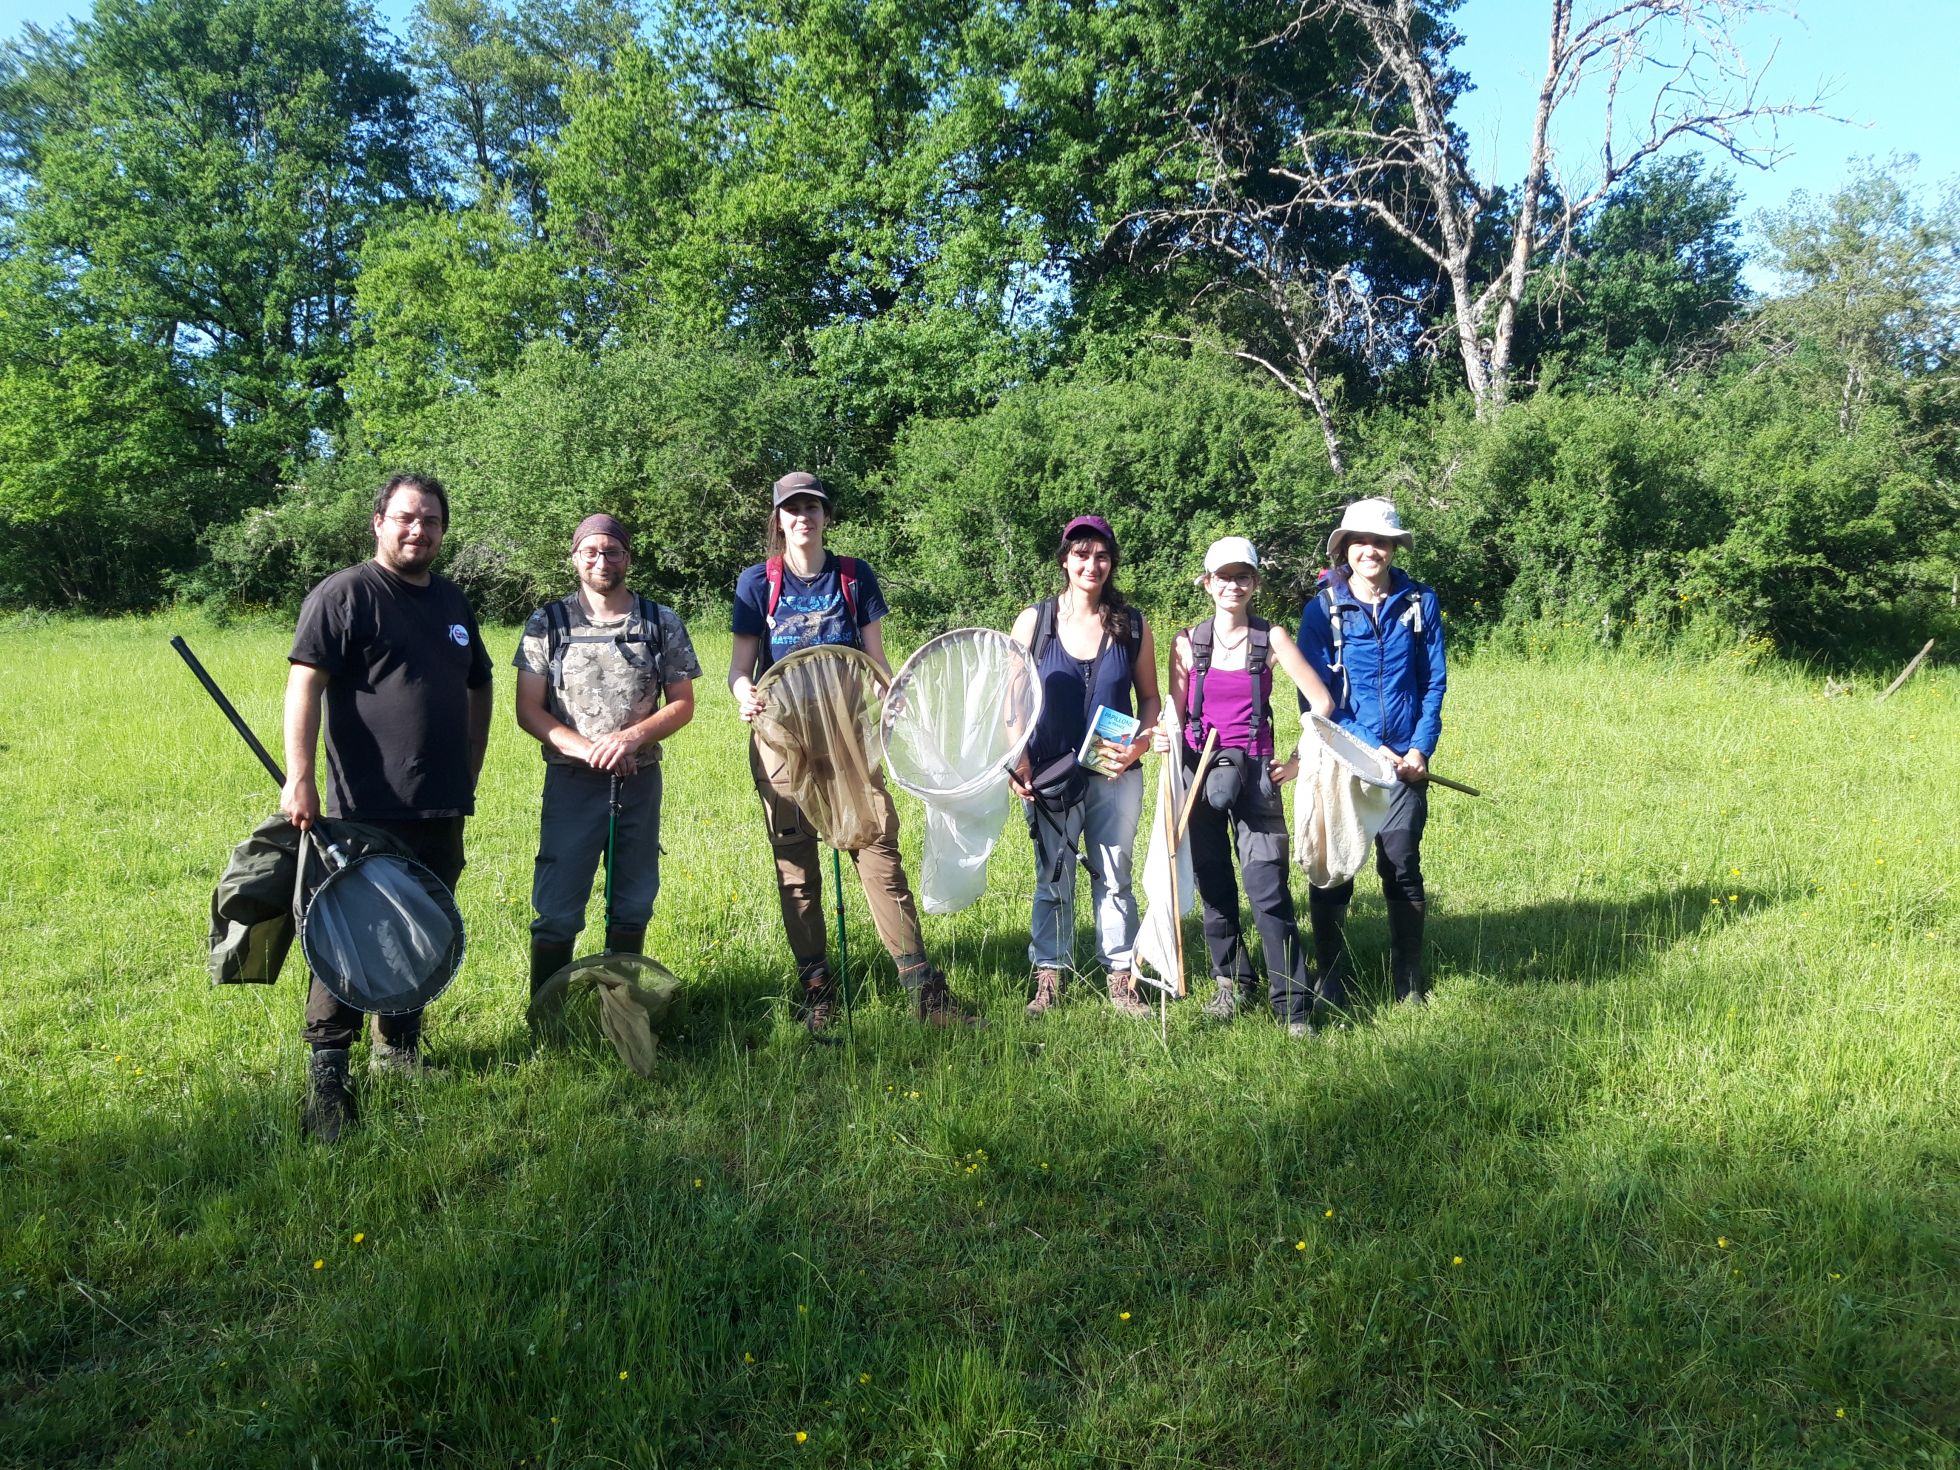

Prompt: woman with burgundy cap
xmin=1295 ymin=497 xmax=1447 ymax=1006
xmin=1008 ymin=515 xmax=1161 ymax=1018
xmin=728 ymin=471 xmax=981 ymax=1032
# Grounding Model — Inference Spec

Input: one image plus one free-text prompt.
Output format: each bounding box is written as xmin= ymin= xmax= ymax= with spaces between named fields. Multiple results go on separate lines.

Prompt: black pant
xmin=302 ymin=816 xmax=466 ymax=1049
xmin=1184 ymin=749 xmax=1313 ymax=1024
xmin=1314 ymin=780 xmax=1426 ymax=905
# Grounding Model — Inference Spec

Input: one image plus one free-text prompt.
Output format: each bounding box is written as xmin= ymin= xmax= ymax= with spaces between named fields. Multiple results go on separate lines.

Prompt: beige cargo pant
xmin=748 ymin=731 xmax=926 ymax=979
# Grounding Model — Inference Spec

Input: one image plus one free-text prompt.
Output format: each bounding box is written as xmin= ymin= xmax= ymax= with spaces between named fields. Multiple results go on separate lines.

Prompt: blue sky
xmin=5 ymin=0 xmax=1952 ymax=244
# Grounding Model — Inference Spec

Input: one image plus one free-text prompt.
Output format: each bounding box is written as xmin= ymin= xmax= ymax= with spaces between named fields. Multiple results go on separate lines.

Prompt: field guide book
xmin=1076 ymin=705 xmax=1142 ymax=775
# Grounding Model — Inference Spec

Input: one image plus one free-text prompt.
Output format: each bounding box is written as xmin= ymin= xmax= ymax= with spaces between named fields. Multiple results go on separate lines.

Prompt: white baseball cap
xmin=1326 ymin=497 xmax=1413 ymax=559
xmin=1195 ymin=535 xmax=1260 ymax=586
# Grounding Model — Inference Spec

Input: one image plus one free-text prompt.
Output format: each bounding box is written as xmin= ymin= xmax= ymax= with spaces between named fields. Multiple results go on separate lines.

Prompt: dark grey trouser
xmin=1313 ymin=778 xmax=1427 ymax=905
xmin=303 ymin=816 xmax=465 ymax=1050
xmin=1184 ymin=754 xmax=1313 ymax=1024
xmin=529 ymin=763 xmax=663 ymax=946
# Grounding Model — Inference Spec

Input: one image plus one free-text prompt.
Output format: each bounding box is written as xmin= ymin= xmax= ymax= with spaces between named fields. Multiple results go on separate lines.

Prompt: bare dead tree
xmin=1125 ymin=76 xmax=1425 ymax=475
xmin=1271 ymin=0 xmax=1823 ymax=415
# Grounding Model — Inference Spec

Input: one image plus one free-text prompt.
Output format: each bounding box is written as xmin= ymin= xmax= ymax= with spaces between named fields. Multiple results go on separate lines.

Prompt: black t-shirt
xmin=290 ymin=561 xmax=494 ymax=819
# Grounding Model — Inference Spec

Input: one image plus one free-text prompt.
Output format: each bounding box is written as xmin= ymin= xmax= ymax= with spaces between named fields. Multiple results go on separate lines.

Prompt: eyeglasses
xmin=1209 ymin=567 xmax=1257 ymax=585
xmin=383 ymin=512 xmax=443 ymax=530
xmin=575 ymin=546 xmax=627 ymax=562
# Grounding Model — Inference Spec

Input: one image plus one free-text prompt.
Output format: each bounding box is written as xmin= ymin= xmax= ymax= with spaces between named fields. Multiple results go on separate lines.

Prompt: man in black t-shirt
xmin=282 ymin=472 xmax=494 ymax=1141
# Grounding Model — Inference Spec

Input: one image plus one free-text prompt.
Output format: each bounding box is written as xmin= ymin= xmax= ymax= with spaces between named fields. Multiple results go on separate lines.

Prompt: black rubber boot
xmin=529 ymin=938 xmax=576 ymax=1037
xmin=531 ymin=939 xmax=575 ymax=997
xmin=1307 ymin=892 xmax=1351 ymax=1010
xmin=1387 ymin=899 xmax=1428 ymax=1005
xmin=303 ymin=1048 xmax=356 ymax=1143
xmin=604 ymin=924 xmax=646 ymax=955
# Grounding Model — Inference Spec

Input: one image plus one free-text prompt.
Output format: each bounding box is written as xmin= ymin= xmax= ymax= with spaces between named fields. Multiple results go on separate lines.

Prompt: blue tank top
xmin=1028 ymin=604 xmax=1137 ymax=766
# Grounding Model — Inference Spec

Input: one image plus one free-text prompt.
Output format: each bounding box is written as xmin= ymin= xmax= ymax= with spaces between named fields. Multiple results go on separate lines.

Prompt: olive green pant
xmin=748 ymin=732 xmax=925 ymax=978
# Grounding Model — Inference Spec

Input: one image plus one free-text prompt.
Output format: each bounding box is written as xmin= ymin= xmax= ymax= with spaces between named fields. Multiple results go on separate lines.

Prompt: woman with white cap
xmin=1295 ymin=497 xmax=1447 ymax=1005
xmin=728 ymin=471 xmax=980 ymax=1031
xmin=1008 ymin=515 xmax=1161 ymax=1018
xmin=1154 ymin=536 xmax=1336 ymax=1034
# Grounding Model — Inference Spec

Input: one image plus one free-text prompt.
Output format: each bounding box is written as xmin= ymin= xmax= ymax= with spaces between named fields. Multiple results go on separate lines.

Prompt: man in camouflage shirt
xmin=515 ymin=513 xmax=701 ymax=1007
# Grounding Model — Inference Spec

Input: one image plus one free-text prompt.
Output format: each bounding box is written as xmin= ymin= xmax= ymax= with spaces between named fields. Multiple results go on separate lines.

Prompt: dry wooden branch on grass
xmin=1875 ymin=640 xmax=1935 ymax=703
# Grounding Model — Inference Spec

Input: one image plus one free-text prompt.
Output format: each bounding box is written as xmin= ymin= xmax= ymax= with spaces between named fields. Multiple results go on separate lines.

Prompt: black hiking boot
xmin=1201 ymin=976 xmax=1255 ymax=1022
xmin=303 ymin=1048 xmax=355 ymax=1143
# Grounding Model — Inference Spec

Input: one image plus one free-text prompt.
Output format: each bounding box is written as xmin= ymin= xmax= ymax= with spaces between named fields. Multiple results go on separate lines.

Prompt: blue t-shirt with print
xmin=731 ymin=554 xmax=889 ymax=673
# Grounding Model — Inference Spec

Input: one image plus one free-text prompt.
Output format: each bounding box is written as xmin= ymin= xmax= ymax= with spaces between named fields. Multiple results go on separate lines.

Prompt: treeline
xmin=1 ymin=0 xmax=1955 ymax=660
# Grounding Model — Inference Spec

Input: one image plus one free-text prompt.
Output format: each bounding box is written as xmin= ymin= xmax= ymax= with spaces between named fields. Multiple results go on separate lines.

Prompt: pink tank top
xmin=1186 ymin=665 xmax=1274 ymax=759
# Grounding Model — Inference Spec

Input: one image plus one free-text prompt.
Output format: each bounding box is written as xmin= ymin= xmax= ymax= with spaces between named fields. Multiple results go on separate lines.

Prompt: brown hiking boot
xmin=913 ymin=968 xmax=985 ymax=1029
xmin=794 ymin=967 xmax=838 ymax=1034
xmin=1106 ymin=968 xmax=1151 ymax=1019
xmin=1025 ymin=967 xmax=1065 ymax=1017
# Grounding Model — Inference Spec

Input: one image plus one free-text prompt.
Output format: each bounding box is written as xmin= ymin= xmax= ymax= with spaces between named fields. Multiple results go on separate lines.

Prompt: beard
xmin=380 ymin=538 xmax=437 ymax=575
xmin=580 ymin=565 xmax=624 ymax=594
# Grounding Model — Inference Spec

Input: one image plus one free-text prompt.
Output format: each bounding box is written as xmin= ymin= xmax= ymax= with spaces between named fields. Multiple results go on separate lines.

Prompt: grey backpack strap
xmin=1247 ymin=617 xmax=1272 ymax=745
xmin=1187 ymin=619 xmax=1213 ymax=726
xmin=545 ymin=597 xmax=574 ymax=692
xmin=1322 ymin=586 xmax=1348 ymax=708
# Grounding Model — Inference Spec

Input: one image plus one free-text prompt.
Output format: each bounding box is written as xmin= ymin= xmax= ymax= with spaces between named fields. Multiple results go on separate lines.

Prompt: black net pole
xmin=170 ymin=635 xmax=286 ymax=788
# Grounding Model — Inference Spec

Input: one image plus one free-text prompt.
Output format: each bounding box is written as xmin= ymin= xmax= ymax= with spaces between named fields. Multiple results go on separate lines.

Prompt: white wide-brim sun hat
xmin=1326 ymin=496 xmax=1413 ymax=560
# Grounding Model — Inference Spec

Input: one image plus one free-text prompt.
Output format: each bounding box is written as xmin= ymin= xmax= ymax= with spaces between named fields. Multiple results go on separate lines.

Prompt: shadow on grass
xmin=10 ymin=879 xmax=1949 ymax=1469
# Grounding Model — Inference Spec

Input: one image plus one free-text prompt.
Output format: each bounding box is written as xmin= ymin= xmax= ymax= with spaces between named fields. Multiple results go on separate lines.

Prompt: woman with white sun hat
xmin=1295 ymin=497 xmax=1448 ymax=1006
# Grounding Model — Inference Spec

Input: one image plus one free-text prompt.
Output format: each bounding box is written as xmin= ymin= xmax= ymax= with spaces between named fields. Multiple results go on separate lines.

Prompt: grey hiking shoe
xmin=913 ymin=969 xmax=985 ymax=1029
xmin=1287 ymin=1021 xmax=1314 ymax=1039
xmin=1025 ymin=967 xmax=1065 ymax=1017
xmin=1106 ymin=969 xmax=1151 ymax=1019
xmin=1201 ymin=976 xmax=1255 ymax=1022
xmin=370 ymin=1039 xmax=432 ymax=1077
xmin=303 ymin=1048 xmax=356 ymax=1143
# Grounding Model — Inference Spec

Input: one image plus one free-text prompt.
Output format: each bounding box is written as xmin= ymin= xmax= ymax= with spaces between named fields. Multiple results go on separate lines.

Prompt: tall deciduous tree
xmin=1750 ymin=158 xmax=1960 ymax=440
xmin=407 ymin=0 xmax=640 ymax=221
xmin=2 ymin=0 xmax=419 ymax=490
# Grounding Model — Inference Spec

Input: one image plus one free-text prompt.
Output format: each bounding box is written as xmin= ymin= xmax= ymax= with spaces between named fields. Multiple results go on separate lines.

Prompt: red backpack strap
xmin=764 ymin=555 xmax=785 ymax=628
xmin=837 ymin=556 xmax=860 ymax=626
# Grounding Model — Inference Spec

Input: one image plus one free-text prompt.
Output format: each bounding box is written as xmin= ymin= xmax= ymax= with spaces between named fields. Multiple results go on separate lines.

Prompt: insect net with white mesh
xmin=751 ymin=644 xmax=892 ymax=851
xmin=882 ymin=629 xmax=1043 ymax=914
xmin=1292 ymin=712 xmax=1399 ymax=889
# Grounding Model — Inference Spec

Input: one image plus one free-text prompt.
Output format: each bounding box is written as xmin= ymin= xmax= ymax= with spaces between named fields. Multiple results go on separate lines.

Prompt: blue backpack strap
xmin=1032 ymin=597 xmax=1058 ymax=663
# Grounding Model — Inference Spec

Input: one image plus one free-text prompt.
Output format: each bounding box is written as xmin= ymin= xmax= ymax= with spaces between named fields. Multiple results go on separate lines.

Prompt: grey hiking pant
xmin=530 ymin=763 xmax=663 ymax=946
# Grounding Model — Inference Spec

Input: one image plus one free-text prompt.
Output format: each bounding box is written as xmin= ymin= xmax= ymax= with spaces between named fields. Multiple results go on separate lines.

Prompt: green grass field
xmin=2 ymin=615 xmax=1956 ymax=1468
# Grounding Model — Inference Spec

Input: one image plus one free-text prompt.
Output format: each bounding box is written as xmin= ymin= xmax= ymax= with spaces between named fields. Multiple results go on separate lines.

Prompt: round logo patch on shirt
xmin=449 ymin=623 xmax=470 ymax=647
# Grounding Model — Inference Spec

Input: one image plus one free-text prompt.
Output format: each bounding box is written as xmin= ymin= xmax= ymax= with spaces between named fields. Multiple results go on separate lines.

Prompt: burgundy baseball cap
xmin=772 ymin=471 xmax=831 ymax=508
xmin=1059 ymin=514 xmax=1116 ymax=552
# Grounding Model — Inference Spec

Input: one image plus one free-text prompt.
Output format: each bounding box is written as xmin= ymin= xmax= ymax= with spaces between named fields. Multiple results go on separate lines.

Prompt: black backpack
xmin=1186 ymin=615 xmax=1273 ymax=747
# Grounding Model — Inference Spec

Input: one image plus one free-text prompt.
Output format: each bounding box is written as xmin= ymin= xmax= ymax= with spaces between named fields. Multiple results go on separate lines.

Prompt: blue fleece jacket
xmin=1296 ymin=566 xmax=1446 ymax=757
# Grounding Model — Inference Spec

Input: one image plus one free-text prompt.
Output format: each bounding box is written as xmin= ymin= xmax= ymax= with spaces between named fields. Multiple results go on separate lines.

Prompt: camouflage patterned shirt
xmin=514 ymin=593 xmax=702 ymax=764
